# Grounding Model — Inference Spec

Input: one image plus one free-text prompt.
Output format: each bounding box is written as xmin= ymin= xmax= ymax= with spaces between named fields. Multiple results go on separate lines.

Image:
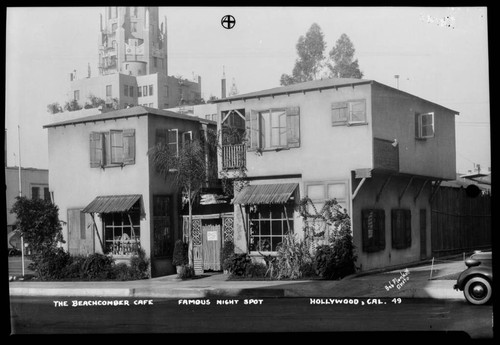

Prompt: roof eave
xmin=212 ymin=80 xmax=373 ymax=104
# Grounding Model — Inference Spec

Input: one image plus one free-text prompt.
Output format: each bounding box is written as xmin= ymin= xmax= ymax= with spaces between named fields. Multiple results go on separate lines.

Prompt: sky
xmin=5 ymin=6 xmax=490 ymax=174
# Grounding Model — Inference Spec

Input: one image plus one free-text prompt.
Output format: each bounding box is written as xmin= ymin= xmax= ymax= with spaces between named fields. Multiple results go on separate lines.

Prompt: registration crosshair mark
xmin=221 ymin=15 xmax=236 ymax=29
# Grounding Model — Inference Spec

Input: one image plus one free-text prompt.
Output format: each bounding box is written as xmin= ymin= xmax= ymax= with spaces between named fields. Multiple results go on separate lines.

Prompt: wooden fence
xmin=431 ymin=186 xmax=491 ymax=257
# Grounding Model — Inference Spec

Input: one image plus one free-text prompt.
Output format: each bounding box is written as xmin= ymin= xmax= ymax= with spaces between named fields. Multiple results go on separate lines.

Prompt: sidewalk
xmin=8 ymin=258 xmax=468 ymax=301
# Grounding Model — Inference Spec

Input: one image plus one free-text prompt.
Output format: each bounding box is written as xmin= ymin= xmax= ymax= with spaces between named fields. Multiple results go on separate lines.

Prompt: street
xmin=9 ymin=296 xmax=493 ymax=338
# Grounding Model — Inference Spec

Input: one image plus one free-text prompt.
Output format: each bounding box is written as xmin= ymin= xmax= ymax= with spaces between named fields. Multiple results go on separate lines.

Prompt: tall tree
xmin=280 ymin=23 xmax=326 ymax=86
xmin=327 ymin=33 xmax=363 ymax=79
xmin=148 ymin=139 xmax=207 ymax=266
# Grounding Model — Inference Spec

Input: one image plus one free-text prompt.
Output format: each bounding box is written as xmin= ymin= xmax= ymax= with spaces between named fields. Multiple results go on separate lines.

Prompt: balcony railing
xmin=222 ymin=144 xmax=246 ymax=169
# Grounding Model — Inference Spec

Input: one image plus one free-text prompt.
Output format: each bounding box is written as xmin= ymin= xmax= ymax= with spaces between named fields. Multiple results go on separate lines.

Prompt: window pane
xmin=260 ymin=221 xmax=270 ymax=235
xmin=31 ymin=187 xmax=40 ymax=200
xmin=44 ymin=187 xmax=51 ymax=201
xmin=307 ymin=184 xmax=324 ymax=200
xmin=111 ymin=131 xmax=123 ymax=146
xmin=271 ymin=128 xmax=281 ymax=146
xmin=271 ymin=206 xmax=283 ymax=219
xmin=327 ymin=183 xmax=346 ymax=200
xmin=350 ymin=100 xmax=366 ymax=122
xmin=271 ymin=220 xmax=282 ymax=235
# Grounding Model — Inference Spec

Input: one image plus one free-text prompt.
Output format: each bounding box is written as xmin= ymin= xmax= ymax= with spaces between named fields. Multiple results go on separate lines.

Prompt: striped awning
xmin=83 ymin=194 xmax=142 ymax=213
xmin=232 ymin=183 xmax=299 ymax=205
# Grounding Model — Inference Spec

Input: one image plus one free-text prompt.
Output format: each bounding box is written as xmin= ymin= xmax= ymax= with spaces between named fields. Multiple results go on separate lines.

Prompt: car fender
xmin=456 ymin=267 xmax=493 ymax=291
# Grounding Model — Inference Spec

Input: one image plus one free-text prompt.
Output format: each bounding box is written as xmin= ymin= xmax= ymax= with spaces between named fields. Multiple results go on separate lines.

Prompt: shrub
xmin=221 ymin=241 xmax=235 ymax=272
xmin=128 ymin=248 xmax=150 ymax=279
xmin=178 ymin=265 xmax=195 ymax=279
xmin=113 ymin=263 xmax=132 ymax=281
xmin=80 ymin=253 xmax=115 ymax=280
xmin=172 ymin=240 xmax=188 ymax=266
xmin=273 ymin=231 xmax=313 ymax=280
xmin=245 ymin=262 xmax=267 ymax=278
xmin=225 ymin=253 xmax=251 ymax=277
xmin=29 ymin=247 xmax=71 ymax=280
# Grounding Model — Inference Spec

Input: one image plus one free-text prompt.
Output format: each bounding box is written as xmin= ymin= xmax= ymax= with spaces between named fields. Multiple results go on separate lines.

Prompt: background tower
xmin=98 ymin=7 xmax=168 ymax=77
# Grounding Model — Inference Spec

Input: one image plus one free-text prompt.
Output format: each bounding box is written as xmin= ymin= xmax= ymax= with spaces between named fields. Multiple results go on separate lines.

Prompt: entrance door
xmin=68 ymin=209 xmax=94 ymax=256
xmin=420 ymin=209 xmax=427 ymax=259
xmin=202 ymin=224 xmax=221 ymax=271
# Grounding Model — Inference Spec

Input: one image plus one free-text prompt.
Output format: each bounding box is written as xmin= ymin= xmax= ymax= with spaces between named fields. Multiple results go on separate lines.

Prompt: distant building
xmin=66 ymin=7 xmax=202 ymax=111
xmin=5 ymin=166 xmax=49 ymax=249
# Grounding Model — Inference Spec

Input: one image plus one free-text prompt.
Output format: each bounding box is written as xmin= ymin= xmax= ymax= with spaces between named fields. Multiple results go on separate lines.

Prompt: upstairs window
xmin=124 ymin=85 xmax=129 ymax=97
xmin=415 ymin=112 xmax=434 ymax=139
xmin=143 ymin=86 xmax=148 ymax=97
xmin=155 ymin=128 xmax=179 ymax=157
xmin=331 ymin=99 xmax=367 ymax=126
xmin=74 ymin=90 xmax=80 ymax=101
xmin=129 ymin=86 xmax=134 ymax=97
xmin=90 ymin=129 xmax=135 ymax=168
xmin=137 ymin=86 xmax=142 ymax=97
xmin=246 ymin=106 xmax=300 ymax=151
xmin=149 ymin=85 xmax=154 ymax=96
xmin=182 ymin=131 xmax=193 ymax=147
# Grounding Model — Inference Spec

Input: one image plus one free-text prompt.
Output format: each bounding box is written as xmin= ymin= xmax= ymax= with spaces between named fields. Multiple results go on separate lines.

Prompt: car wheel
xmin=463 ymin=276 xmax=492 ymax=305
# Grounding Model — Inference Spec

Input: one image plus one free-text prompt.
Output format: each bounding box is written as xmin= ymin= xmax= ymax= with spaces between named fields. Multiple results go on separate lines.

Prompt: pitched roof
xmin=44 ymin=106 xmax=216 ymax=128
xmin=212 ymin=78 xmax=372 ymax=103
xmin=212 ymin=77 xmax=459 ymax=114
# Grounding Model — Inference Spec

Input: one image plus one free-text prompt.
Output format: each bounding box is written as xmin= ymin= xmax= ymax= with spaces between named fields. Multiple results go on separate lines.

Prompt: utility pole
xmin=18 ymin=125 xmax=25 ymax=277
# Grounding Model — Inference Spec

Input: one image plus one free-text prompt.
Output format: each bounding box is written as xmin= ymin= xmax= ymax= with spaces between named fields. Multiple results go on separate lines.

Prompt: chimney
xmin=221 ymin=66 xmax=226 ymax=99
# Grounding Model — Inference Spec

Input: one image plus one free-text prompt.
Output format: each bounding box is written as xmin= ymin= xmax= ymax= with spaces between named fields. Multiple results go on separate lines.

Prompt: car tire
xmin=463 ymin=276 xmax=492 ymax=305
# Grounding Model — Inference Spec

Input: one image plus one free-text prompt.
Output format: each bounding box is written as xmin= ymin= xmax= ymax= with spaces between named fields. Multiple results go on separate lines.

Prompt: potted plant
xmin=172 ymin=239 xmax=188 ymax=274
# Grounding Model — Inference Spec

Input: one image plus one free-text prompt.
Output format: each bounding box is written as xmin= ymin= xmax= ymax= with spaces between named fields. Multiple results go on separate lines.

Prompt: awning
xmin=83 ymin=194 xmax=142 ymax=213
xmin=232 ymin=183 xmax=299 ymax=205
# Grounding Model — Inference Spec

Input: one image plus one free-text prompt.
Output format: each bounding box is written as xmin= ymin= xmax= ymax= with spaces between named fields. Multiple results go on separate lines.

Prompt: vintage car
xmin=454 ymin=251 xmax=492 ymax=305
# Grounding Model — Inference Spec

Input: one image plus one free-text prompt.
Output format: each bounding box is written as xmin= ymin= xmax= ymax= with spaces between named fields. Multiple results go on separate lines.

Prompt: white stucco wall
xmin=46 ymin=116 xmax=151 ymax=256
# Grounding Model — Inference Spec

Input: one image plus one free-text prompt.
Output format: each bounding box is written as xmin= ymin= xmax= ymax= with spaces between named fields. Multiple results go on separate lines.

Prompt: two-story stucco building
xmin=211 ymin=78 xmax=458 ymax=272
xmin=44 ymin=106 xmax=216 ymax=277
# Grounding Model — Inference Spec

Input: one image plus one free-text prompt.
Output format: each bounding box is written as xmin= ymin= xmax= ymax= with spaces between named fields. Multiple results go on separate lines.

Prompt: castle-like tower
xmin=67 ymin=6 xmax=201 ymax=110
xmin=98 ymin=7 xmax=168 ymax=77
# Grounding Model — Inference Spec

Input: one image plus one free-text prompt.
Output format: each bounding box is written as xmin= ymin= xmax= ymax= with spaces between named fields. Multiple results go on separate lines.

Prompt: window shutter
xmin=404 ymin=209 xmax=411 ymax=248
xmin=332 ymin=102 xmax=348 ymax=125
xmin=89 ymin=132 xmax=103 ymax=168
xmin=103 ymin=132 xmax=110 ymax=166
xmin=246 ymin=110 xmax=260 ymax=151
xmin=123 ymin=129 xmax=135 ymax=165
xmin=361 ymin=209 xmax=369 ymax=252
xmin=415 ymin=113 xmax=420 ymax=138
xmin=286 ymin=106 xmax=300 ymax=148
